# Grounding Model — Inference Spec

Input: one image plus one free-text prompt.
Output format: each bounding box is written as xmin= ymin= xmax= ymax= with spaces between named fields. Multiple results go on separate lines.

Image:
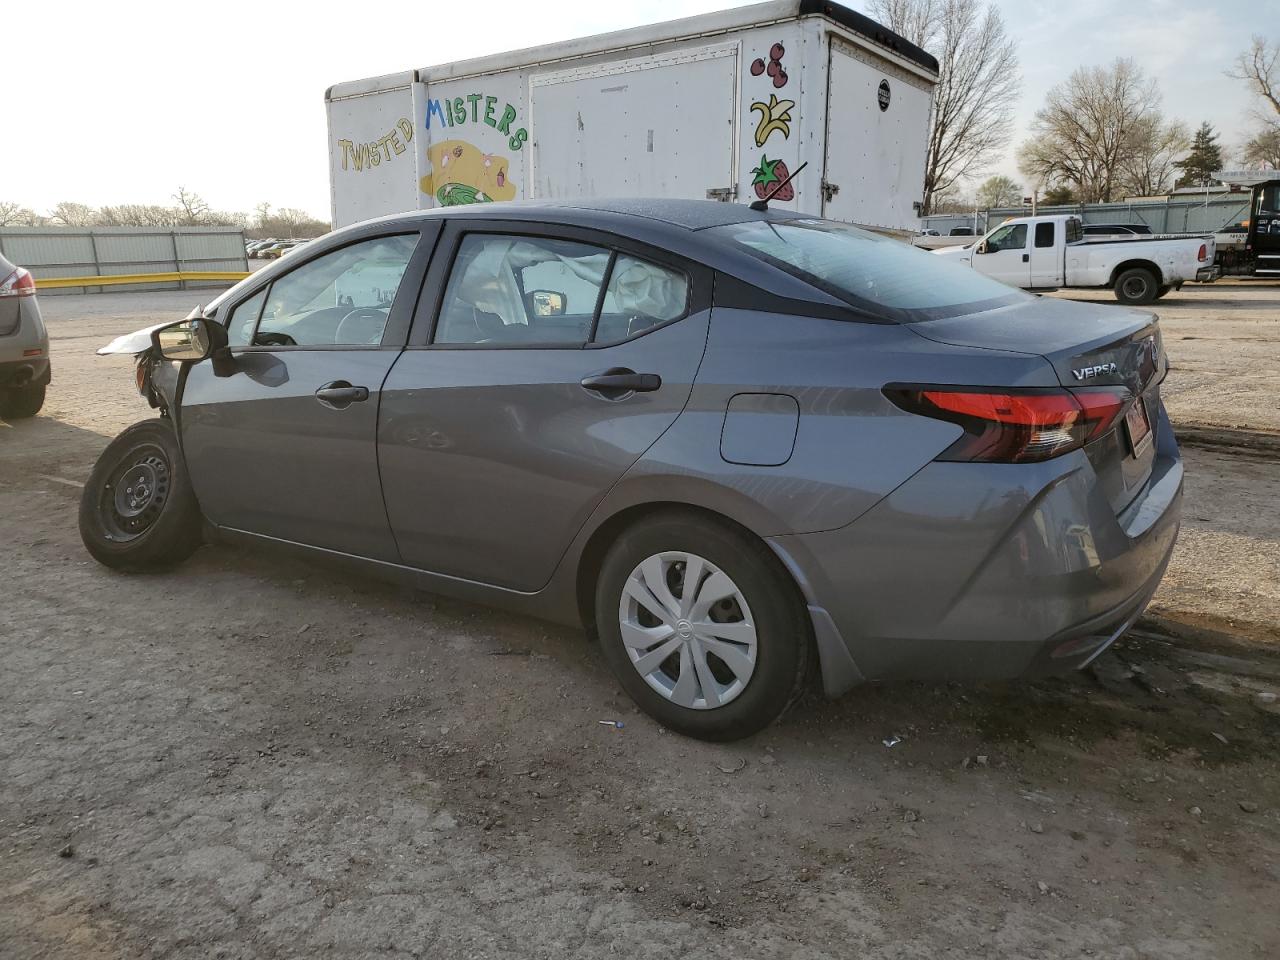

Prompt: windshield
xmin=713 ymin=218 xmax=1029 ymax=322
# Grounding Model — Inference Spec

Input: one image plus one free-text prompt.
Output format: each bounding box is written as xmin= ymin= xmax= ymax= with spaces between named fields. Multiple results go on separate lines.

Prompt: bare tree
xmin=173 ymin=187 xmax=212 ymax=226
xmin=49 ymin=201 xmax=98 ymax=227
xmin=1229 ymin=36 xmax=1280 ymax=121
xmin=0 ymin=201 xmax=40 ymax=226
xmin=97 ymin=204 xmax=180 ymax=227
xmin=975 ymin=174 xmax=1021 ymax=208
xmin=1018 ymin=59 xmax=1173 ymax=203
xmin=869 ymin=0 xmax=1020 ymax=214
xmin=1228 ymin=37 xmax=1280 ymax=172
xmin=1118 ymin=117 xmax=1191 ymax=197
xmin=1241 ymin=126 xmax=1280 ymax=169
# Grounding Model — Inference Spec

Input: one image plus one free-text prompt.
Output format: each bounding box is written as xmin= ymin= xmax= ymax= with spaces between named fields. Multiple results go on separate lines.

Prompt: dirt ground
xmin=2 ymin=284 xmax=1278 ymax=959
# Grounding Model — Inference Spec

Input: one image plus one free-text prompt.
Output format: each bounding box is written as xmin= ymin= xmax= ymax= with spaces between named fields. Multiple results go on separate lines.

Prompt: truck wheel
xmin=1115 ymin=268 xmax=1159 ymax=305
xmin=79 ymin=419 xmax=204 ymax=572
xmin=0 ymin=384 xmax=46 ymax=420
xmin=594 ymin=510 xmax=811 ymax=742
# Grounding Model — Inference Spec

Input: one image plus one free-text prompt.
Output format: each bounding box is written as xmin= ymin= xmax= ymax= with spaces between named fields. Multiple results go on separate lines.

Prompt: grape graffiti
xmin=420 ymin=140 xmax=517 ymax=206
xmin=749 ymin=42 xmax=788 ymax=88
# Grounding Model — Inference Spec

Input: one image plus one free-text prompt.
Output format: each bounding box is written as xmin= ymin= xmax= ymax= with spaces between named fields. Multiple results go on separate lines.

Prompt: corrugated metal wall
xmin=0 ymin=227 xmax=248 ymax=295
xmin=920 ymin=194 xmax=1253 ymax=237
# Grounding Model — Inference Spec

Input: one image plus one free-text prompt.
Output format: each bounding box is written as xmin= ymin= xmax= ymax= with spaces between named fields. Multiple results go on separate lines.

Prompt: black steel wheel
xmin=79 ymin=419 xmax=204 ymax=571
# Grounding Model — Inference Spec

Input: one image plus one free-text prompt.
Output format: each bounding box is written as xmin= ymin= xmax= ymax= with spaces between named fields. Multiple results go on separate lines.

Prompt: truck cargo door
xmin=529 ymin=44 xmax=738 ymax=202
xmin=822 ymin=38 xmax=932 ymax=233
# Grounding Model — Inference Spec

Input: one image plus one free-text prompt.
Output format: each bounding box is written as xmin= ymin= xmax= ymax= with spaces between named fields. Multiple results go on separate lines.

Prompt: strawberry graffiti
xmin=751 ymin=155 xmax=794 ymax=202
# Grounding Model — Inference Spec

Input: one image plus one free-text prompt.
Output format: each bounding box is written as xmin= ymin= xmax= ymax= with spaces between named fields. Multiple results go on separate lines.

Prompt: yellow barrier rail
xmin=35 ymin=271 xmax=251 ymax=290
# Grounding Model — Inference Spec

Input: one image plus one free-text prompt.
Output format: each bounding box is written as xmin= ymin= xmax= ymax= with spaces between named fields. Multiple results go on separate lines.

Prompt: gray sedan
xmin=79 ymin=199 xmax=1183 ymax=741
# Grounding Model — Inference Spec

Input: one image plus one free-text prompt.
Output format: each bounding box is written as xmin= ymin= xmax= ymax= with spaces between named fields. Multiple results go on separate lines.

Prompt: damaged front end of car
xmin=95 ymin=306 xmax=206 ymax=417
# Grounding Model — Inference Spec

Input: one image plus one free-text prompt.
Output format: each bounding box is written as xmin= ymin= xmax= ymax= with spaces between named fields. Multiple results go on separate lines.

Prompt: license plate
xmin=1123 ymin=397 xmax=1153 ymax=458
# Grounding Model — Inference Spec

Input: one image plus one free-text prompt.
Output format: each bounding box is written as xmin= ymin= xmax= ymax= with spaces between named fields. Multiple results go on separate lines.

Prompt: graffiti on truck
xmin=744 ymin=41 xmax=797 ymax=204
xmin=337 ymin=118 xmax=415 ymax=172
xmin=422 ymin=93 xmax=528 ymax=205
xmin=420 ymin=140 xmax=517 ymax=205
xmin=425 ymin=93 xmax=528 ymax=152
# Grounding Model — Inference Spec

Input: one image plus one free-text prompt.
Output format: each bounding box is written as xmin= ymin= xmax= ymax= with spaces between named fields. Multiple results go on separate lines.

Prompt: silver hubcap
xmin=618 ymin=551 xmax=758 ymax=710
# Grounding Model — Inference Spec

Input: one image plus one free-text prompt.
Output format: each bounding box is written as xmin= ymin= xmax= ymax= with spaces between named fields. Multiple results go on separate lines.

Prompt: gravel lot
xmin=2 ymin=284 xmax=1278 ymax=959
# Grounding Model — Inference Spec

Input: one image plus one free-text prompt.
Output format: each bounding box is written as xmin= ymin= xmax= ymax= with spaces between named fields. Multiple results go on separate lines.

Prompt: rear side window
xmin=712 ymin=218 xmax=1028 ymax=323
xmin=1034 ymin=222 xmax=1055 ymax=248
xmin=433 ymin=234 xmax=690 ymax=347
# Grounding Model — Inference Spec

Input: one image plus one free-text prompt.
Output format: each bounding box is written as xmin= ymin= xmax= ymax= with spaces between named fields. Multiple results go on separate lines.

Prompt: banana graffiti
xmin=751 ymin=95 xmax=795 ymax=148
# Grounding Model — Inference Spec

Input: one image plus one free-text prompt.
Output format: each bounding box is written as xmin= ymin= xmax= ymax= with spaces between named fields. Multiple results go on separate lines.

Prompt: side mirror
xmin=528 ymin=290 xmax=566 ymax=317
xmin=975 ymin=241 xmax=990 ymax=254
xmin=151 ymin=315 xmax=228 ymax=363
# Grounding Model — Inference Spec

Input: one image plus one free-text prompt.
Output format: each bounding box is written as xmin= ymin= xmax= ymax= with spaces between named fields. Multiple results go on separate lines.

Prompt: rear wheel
xmin=594 ymin=511 xmax=810 ymax=741
xmin=1114 ymin=267 xmax=1159 ymax=305
xmin=79 ymin=419 xmax=204 ymax=571
xmin=0 ymin=384 xmax=46 ymax=419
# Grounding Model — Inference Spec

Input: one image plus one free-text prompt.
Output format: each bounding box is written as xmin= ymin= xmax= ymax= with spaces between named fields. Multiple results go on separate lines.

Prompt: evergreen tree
xmin=1174 ymin=123 xmax=1223 ymax=188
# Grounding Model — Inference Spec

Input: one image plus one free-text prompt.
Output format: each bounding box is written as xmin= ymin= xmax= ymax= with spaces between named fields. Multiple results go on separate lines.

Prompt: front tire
xmin=0 ymin=384 xmax=46 ymax=419
xmin=1114 ymin=267 xmax=1159 ymax=305
xmin=79 ymin=419 xmax=204 ymax=571
xmin=594 ymin=511 xmax=810 ymax=741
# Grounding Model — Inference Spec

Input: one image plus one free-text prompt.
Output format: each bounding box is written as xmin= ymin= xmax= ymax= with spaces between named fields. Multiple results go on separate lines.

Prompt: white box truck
xmin=325 ymin=1 xmax=938 ymax=234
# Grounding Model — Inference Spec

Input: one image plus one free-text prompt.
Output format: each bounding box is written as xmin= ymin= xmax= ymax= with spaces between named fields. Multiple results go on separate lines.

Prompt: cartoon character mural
xmin=420 ymin=140 xmax=517 ymax=206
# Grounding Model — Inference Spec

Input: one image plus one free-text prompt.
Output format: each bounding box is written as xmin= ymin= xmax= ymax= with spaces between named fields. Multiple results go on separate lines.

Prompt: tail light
xmin=885 ymin=386 xmax=1130 ymax=463
xmin=0 ymin=266 xmax=36 ymax=298
xmin=1197 ymin=243 xmax=1208 ymax=262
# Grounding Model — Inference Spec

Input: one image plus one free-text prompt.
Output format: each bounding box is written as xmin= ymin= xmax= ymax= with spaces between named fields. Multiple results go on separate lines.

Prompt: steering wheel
xmin=334 ymin=307 xmax=389 ymax=345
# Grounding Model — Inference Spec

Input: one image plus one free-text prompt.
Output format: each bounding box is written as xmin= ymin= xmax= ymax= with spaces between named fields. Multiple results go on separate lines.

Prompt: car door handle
xmin=315 ymin=381 xmax=369 ymax=409
xmin=580 ymin=370 xmax=662 ymax=394
xmin=1022 ymin=253 xmax=1030 ymax=262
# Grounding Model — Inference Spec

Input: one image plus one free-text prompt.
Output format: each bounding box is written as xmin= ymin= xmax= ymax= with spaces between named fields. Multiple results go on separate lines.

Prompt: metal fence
xmin=0 ymin=226 xmax=249 ymax=295
xmin=920 ymin=194 xmax=1253 ymax=238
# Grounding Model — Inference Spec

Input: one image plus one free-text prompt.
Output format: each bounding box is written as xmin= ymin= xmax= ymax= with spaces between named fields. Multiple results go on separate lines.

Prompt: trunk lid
xmin=905 ymin=295 xmax=1167 ymax=514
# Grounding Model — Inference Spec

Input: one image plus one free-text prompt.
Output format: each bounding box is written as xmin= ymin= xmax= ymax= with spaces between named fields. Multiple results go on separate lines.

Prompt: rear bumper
xmin=1195 ymin=265 xmax=1220 ymax=282
xmin=0 ymin=356 xmax=50 ymax=388
xmin=770 ymin=408 xmax=1183 ymax=696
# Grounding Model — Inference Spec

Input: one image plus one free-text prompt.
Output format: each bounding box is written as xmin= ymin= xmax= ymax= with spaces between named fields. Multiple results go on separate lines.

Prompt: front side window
xmin=985 ymin=223 xmax=1027 ymax=252
xmin=252 ymin=234 xmax=417 ymax=347
xmin=226 ymin=287 xmax=267 ymax=346
xmin=713 ymin=218 xmax=1028 ymax=323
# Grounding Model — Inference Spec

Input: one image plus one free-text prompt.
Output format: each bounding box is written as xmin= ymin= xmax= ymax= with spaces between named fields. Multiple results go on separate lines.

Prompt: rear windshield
xmin=711 ymin=218 xmax=1029 ymax=322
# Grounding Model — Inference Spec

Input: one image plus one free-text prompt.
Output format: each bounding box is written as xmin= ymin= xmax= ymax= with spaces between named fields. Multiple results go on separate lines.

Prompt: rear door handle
xmin=580 ymin=370 xmax=662 ymax=394
xmin=315 ymin=380 xmax=369 ymax=409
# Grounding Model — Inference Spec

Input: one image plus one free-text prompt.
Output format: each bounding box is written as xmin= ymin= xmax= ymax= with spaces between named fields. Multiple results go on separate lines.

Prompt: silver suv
xmin=0 ymin=254 xmax=50 ymax=419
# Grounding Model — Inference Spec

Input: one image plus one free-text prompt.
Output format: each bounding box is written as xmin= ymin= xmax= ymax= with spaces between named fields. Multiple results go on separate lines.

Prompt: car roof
xmin=208 ymin=198 xmax=851 ymax=315
xmin=364 ymin=197 xmax=810 ymax=233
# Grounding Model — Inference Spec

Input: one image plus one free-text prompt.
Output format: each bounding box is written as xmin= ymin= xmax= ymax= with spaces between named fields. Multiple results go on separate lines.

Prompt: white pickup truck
xmin=933 ymin=214 xmax=1218 ymax=304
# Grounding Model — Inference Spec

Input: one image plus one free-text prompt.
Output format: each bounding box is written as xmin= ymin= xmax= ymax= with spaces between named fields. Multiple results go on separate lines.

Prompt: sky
xmin=2 ymin=0 xmax=1276 ymax=220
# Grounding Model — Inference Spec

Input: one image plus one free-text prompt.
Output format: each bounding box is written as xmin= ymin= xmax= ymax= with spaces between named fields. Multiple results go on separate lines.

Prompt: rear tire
xmin=1114 ymin=267 xmax=1159 ymax=305
xmin=594 ymin=511 xmax=811 ymax=742
xmin=79 ymin=419 xmax=204 ymax=571
xmin=0 ymin=384 xmax=46 ymax=419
